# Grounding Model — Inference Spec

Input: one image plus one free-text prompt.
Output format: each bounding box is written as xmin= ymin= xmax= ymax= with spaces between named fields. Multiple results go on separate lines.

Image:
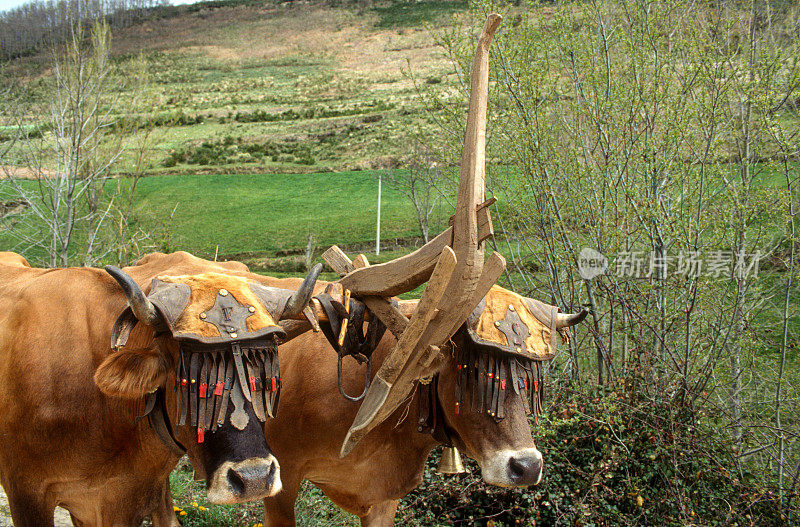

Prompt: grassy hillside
xmin=3 ymin=0 xmax=468 ymax=175
xmin=1 ymin=0 xmax=468 ymax=268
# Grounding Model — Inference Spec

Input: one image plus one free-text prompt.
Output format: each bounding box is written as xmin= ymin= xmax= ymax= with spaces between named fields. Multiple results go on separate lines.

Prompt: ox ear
xmin=94 ymin=346 xmax=167 ymax=399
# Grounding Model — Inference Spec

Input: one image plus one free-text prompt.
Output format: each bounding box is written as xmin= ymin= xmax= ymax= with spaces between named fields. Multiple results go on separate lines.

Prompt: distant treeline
xmin=0 ymin=0 xmax=168 ymax=59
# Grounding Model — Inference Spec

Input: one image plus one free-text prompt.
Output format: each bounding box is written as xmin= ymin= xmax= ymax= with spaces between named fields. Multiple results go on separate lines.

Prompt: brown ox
xmin=0 ymin=251 xmax=318 ymax=526
xmin=258 ymin=278 xmax=585 ymax=527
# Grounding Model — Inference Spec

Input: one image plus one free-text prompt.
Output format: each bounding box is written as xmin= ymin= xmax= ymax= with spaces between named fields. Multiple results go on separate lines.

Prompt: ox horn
xmin=105 ymin=265 xmax=161 ymax=326
xmin=556 ymin=308 xmax=589 ymax=329
xmin=280 ymin=263 xmax=323 ymax=321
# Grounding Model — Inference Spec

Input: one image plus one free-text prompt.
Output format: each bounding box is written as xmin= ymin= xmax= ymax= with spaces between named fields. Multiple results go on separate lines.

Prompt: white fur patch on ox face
xmin=206 ymin=456 xmax=282 ymax=504
xmin=478 ymin=447 xmax=543 ymax=487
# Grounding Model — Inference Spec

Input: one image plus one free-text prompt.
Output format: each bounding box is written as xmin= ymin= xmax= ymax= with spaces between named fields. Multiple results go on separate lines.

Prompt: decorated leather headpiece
xmin=107 ymin=267 xmax=321 ymax=448
xmin=143 ymin=273 xmax=291 ymax=344
xmin=455 ymin=285 xmax=576 ymax=422
xmin=465 ymin=285 xmax=562 ymax=361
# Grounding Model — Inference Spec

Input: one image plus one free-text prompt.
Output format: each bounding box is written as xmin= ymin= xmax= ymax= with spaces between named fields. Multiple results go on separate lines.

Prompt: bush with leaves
xmin=398 ymin=384 xmax=789 ymax=526
xmin=163 ymin=137 xmax=315 ymax=167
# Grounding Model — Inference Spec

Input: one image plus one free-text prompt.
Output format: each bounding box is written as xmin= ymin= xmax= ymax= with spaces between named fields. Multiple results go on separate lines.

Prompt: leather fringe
xmin=175 ymin=340 xmax=280 ymax=442
xmin=455 ymin=347 xmax=544 ymax=423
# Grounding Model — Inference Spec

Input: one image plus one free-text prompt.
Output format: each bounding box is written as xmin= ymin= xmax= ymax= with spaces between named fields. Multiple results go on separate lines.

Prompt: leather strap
xmin=454 ymin=350 xmax=463 ymax=414
xmin=470 ymin=347 xmax=479 ymax=413
xmin=232 ymin=342 xmax=251 ymax=403
xmin=533 ymin=361 xmax=542 ymax=421
xmin=270 ymin=349 xmax=280 ymax=417
xmin=497 ymin=359 xmax=507 ymax=420
xmin=248 ymin=350 xmax=266 ymax=421
xmin=177 ymin=349 xmax=189 ymax=426
xmin=417 ymin=376 xmax=459 ymax=447
xmin=509 ymin=359 xmax=520 ymax=395
xmin=489 ymin=355 xmax=500 ymax=418
xmin=198 ymin=354 xmax=209 ymax=430
xmin=189 ymin=353 xmax=200 ymax=427
xmin=315 ymin=293 xmax=386 ymax=362
xmin=216 ymin=357 xmax=235 ymax=428
xmin=211 ymin=354 xmax=226 ymax=431
xmin=262 ymin=351 xmax=271 ymax=418
xmin=264 ymin=350 xmax=274 ymax=418
xmin=477 ymin=352 xmax=486 ymax=412
xmin=520 ymin=361 xmax=533 ymax=415
xmin=142 ymin=389 xmax=186 ymax=457
xmin=315 ymin=293 xmax=349 ymax=354
xmin=205 ymin=355 xmax=219 ymax=429
xmin=260 ymin=349 xmax=270 ymax=414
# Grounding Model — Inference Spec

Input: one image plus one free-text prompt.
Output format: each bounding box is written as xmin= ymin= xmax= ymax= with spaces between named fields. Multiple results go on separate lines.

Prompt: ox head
xmin=427 ymin=285 xmax=586 ymax=487
xmin=95 ymin=265 xmax=321 ymax=504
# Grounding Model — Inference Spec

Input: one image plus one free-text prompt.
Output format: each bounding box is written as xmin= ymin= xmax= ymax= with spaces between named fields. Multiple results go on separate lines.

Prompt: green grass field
xmin=131 ymin=169 xmax=451 ymax=258
xmin=0 ymin=168 xmax=456 ymax=273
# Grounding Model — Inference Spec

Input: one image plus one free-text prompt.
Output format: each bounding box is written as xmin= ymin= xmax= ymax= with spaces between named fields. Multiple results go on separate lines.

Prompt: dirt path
xmin=0 ymin=487 xmax=73 ymax=526
xmin=0 ymin=166 xmax=55 ymax=179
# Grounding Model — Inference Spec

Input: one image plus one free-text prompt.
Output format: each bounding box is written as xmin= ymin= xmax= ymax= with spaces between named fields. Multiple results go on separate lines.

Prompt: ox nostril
xmin=226 ymin=461 xmax=276 ymax=497
xmin=508 ymin=457 xmax=526 ymax=482
xmin=226 ymin=468 xmax=246 ymax=497
xmin=507 ymin=456 xmax=542 ymax=486
xmin=208 ymin=458 xmax=280 ymax=504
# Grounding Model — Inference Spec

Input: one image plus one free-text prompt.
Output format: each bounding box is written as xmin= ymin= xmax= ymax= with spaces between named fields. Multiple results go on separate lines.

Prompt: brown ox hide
xmin=258 ymin=278 xmax=548 ymax=527
xmin=0 ymin=251 xmax=289 ymax=526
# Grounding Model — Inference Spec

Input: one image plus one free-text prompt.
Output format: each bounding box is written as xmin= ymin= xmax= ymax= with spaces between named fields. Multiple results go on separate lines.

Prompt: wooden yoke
xmin=322 ymin=14 xmax=506 ymax=457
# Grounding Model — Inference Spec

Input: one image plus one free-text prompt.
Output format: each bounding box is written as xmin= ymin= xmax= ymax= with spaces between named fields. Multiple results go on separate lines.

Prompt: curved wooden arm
xmin=337 ymin=14 xmax=505 ymax=457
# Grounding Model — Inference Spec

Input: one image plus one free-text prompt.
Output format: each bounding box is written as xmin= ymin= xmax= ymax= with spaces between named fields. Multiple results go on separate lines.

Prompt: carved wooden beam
xmin=341 ymin=247 xmax=457 ymax=455
xmin=322 ymin=245 xmax=410 ymax=338
xmin=339 ymin=14 xmax=505 ymax=456
xmin=336 ymin=205 xmax=494 ymax=297
xmin=448 ymin=197 xmax=496 ymax=226
xmin=322 ymin=245 xmax=355 ymax=276
xmin=361 ymin=296 xmax=409 ymax=337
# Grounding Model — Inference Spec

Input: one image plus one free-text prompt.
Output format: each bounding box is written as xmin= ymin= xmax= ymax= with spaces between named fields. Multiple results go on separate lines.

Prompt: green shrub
xmin=398 ymin=386 xmax=789 ymax=526
xmin=232 ymin=101 xmax=396 ymax=124
xmin=163 ymin=138 xmax=316 ymax=167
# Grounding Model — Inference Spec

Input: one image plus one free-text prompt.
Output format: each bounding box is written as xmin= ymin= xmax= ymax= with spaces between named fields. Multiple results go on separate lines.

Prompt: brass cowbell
xmin=437 ymin=446 xmax=465 ymax=474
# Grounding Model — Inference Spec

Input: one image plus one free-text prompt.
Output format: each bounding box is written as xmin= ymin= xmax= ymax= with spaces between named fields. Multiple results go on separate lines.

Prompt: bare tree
xmin=384 ymin=144 xmax=447 ymax=243
xmin=1 ymin=21 xmax=151 ymax=267
xmin=0 ymin=0 xmax=168 ymax=59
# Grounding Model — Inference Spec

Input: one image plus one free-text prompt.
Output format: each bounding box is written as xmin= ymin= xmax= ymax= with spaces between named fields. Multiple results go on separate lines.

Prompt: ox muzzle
xmin=198 ymin=401 xmax=282 ymax=504
xmin=479 ymin=448 xmax=544 ymax=487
